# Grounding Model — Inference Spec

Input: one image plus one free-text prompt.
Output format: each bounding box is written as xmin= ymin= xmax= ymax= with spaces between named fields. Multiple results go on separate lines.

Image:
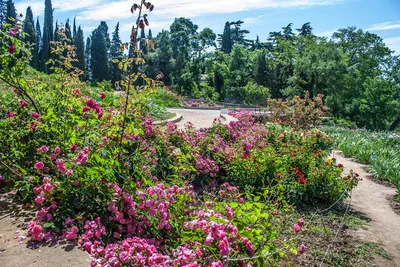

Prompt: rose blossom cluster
xmin=75 ymin=147 xmax=89 ymax=165
xmin=83 ymin=98 xmax=104 ymax=119
xmin=195 ymin=154 xmax=219 ymax=177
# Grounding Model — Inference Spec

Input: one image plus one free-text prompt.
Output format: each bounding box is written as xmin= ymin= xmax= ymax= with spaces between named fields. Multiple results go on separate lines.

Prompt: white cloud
xmin=76 ymin=0 xmax=338 ymax=21
xmin=367 ymin=21 xmax=400 ymax=31
xmin=384 ymin=36 xmax=400 ymax=55
xmin=16 ymin=0 xmax=104 ymax=17
xmin=120 ymin=20 xmax=172 ymax=32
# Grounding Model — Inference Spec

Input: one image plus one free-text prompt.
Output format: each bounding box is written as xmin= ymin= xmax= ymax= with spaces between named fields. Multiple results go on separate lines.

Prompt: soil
xmin=391 ymin=195 xmax=400 ymax=216
xmin=334 ymin=150 xmax=400 ymax=267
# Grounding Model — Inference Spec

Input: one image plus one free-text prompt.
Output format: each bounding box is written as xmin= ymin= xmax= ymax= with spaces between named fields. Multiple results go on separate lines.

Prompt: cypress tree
xmin=128 ymin=25 xmax=135 ymax=58
xmin=65 ymin=18 xmax=72 ymax=42
xmin=85 ymin=37 xmax=91 ymax=81
xmin=148 ymin=29 xmax=152 ymax=39
xmin=221 ymin=22 xmax=232 ymax=54
xmin=139 ymin=28 xmax=147 ymax=54
xmin=98 ymin=21 xmax=110 ymax=50
xmin=75 ymin=26 xmax=85 ymax=74
xmin=54 ymin=21 xmax=60 ymax=42
xmin=36 ymin=17 xmax=45 ymax=72
xmin=73 ymin=16 xmax=77 ymax=42
xmin=254 ymin=49 xmax=268 ymax=86
xmin=5 ymin=0 xmax=16 ymax=25
xmin=91 ymin=27 xmax=109 ymax=83
xmin=42 ymin=0 xmax=53 ymax=73
xmin=22 ymin=7 xmax=38 ymax=69
xmin=110 ymin=22 xmax=123 ymax=88
xmin=0 ymin=0 xmax=6 ymax=25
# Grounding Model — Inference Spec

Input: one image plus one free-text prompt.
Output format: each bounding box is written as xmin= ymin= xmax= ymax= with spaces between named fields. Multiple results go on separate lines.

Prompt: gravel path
xmin=334 ymin=151 xmax=400 ymax=266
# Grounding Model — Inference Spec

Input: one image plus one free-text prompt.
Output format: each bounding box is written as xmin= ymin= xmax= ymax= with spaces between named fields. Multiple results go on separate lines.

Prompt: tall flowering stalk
xmin=118 ymin=1 xmax=155 ymax=160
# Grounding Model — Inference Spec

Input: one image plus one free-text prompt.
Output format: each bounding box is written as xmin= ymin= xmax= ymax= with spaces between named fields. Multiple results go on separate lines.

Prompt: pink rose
xmin=293 ymin=223 xmax=301 ymax=233
xmin=19 ymin=99 xmax=28 ymax=107
xmin=34 ymin=162 xmax=44 ymax=170
xmin=34 ymin=195 xmax=45 ymax=204
xmin=8 ymin=44 xmax=16 ymax=54
xmin=70 ymin=144 xmax=77 ymax=152
xmin=31 ymin=112 xmax=41 ymax=119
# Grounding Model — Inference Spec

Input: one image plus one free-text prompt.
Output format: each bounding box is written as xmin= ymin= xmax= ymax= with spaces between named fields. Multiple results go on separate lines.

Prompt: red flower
xmin=338 ymin=163 xmax=344 ymax=168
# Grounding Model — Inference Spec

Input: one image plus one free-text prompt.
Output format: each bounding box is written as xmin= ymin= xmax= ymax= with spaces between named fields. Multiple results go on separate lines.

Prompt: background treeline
xmin=1 ymin=0 xmax=399 ymax=130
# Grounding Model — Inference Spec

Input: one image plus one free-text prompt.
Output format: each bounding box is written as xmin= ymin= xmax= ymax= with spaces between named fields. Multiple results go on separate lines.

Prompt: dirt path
xmin=334 ymin=151 xmax=400 ymax=266
xmin=0 ymin=189 xmax=91 ymax=267
xmin=167 ymin=108 xmax=237 ymax=129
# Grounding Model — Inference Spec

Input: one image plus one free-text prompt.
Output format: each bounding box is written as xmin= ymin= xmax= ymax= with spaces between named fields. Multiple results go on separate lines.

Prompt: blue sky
xmin=15 ymin=0 xmax=400 ymax=54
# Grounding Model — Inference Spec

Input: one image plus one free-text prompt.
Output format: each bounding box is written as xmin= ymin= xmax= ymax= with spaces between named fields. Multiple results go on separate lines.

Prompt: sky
xmin=14 ymin=0 xmax=400 ymax=54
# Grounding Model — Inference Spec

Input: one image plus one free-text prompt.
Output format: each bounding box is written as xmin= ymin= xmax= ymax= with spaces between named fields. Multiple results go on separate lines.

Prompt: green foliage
xmin=74 ymin=26 xmax=85 ymax=75
xmin=150 ymin=87 xmax=183 ymax=107
xmin=359 ymin=77 xmax=399 ymax=130
xmin=5 ymin=0 xmax=15 ymax=25
xmin=110 ymin=23 xmax=123 ymax=88
xmin=42 ymin=0 xmax=53 ymax=73
xmin=243 ymin=81 xmax=270 ymax=106
xmin=22 ymin=7 xmax=38 ymax=69
xmin=90 ymin=24 xmax=110 ymax=83
xmin=323 ymin=127 xmax=400 ymax=190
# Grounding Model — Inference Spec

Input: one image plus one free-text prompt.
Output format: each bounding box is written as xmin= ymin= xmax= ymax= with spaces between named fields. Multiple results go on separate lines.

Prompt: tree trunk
xmin=389 ymin=115 xmax=400 ymax=131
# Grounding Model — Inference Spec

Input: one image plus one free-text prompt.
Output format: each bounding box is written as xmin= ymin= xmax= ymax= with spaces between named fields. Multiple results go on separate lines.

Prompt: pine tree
xmin=5 ymin=0 xmax=16 ymax=25
xmin=22 ymin=7 xmax=38 ymax=69
xmin=85 ymin=37 xmax=91 ymax=81
xmin=0 ymin=0 xmax=7 ymax=25
xmin=148 ymin=29 xmax=152 ymax=39
xmin=36 ymin=17 xmax=45 ymax=72
xmin=110 ymin=22 xmax=123 ymax=88
xmin=296 ymin=22 xmax=313 ymax=36
xmin=75 ymin=26 xmax=85 ymax=75
xmin=42 ymin=0 xmax=53 ymax=73
xmin=221 ymin=22 xmax=232 ymax=54
xmin=91 ymin=26 xmax=109 ymax=83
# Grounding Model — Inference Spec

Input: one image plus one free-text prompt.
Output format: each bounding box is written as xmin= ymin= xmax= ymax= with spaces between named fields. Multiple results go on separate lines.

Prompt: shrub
xmin=244 ymin=81 xmax=271 ymax=106
xmin=150 ymin=87 xmax=183 ymax=108
xmin=268 ymin=92 xmax=329 ymax=129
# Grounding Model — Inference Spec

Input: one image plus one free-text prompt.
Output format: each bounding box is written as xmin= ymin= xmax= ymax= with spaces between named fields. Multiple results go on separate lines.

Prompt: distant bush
xmin=150 ymin=87 xmax=183 ymax=107
xmin=244 ymin=81 xmax=271 ymax=106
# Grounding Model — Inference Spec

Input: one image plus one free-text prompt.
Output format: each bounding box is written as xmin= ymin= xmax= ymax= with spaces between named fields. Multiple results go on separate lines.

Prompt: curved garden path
xmin=167 ymin=108 xmax=237 ymax=129
xmin=334 ymin=151 xmax=400 ymax=266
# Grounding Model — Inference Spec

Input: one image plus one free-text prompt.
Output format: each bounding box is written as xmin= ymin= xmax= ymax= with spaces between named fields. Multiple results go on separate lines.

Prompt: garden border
xmin=154 ymin=113 xmax=183 ymax=125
